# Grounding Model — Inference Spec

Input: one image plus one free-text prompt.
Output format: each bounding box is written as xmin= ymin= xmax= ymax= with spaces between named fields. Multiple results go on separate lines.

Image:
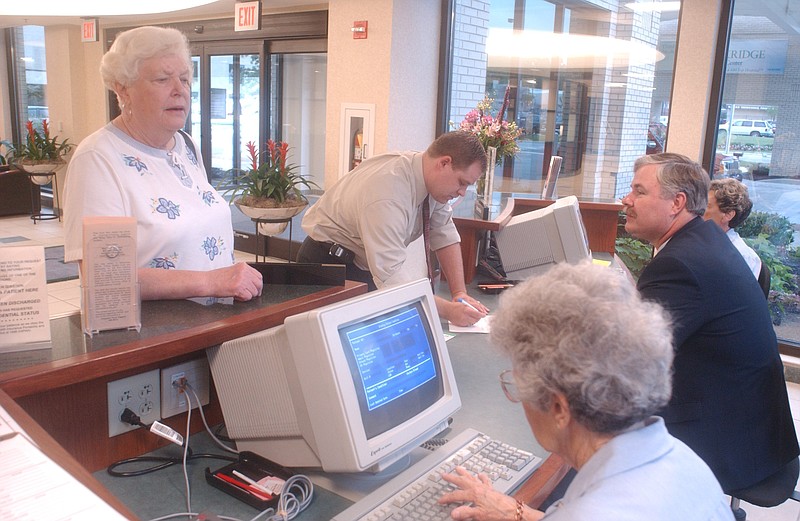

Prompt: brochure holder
xmin=80 ymin=216 xmax=140 ymax=336
xmin=81 ymin=283 xmax=141 ymax=337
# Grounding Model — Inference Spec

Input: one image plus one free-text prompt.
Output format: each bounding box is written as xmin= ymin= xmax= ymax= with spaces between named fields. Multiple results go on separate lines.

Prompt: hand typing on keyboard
xmin=330 ymin=429 xmax=542 ymax=521
xmin=439 ymin=466 xmax=544 ymax=521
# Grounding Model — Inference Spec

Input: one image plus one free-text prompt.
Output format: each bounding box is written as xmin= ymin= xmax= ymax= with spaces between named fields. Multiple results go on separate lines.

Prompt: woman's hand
xmin=439 ymin=467 xmax=543 ymax=521
xmin=211 ymin=262 xmax=263 ymax=301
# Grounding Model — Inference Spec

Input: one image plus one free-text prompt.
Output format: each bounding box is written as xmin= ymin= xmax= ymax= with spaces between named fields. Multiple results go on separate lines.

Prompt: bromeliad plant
xmin=7 ymin=120 xmax=73 ymax=164
xmin=224 ymin=139 xmax=318 ymax=208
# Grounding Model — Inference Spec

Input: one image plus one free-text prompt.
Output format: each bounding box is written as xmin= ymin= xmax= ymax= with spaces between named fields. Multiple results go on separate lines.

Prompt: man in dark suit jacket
xmin=621 ymin=152 xmax=798 ymax=495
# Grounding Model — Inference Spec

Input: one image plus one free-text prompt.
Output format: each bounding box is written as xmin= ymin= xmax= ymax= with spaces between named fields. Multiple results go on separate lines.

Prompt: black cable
xmin=420 ymin=437 xmax=449 ymax=451
xmin=212 ymin=422 xmax=233 ymax=443
xmin=107 ymin=446 xmax=237 ymax=477
xmin=107 ymin=408 xmax=236 ymax=477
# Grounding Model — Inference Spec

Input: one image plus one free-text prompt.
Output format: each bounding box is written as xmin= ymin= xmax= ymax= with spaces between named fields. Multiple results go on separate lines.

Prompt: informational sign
xmin=0 ymin=245 xmax=51 ymax=350
xmin=727 ymin=39 xmax=788 ymax=75
xmin=234 ymin=1 xmax=261 ymax=32
xmin=81 ymin=19 xmax=99 ymax=43
xmin=82 ymin=216 xmax=140 ymax=336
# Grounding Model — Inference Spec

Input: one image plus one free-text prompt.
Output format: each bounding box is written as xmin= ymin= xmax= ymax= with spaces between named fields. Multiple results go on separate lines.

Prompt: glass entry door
xmin=190 ymin=43 xmax=263 ymax=189
xmin=189 ymin=41 xmax=327 ymax=252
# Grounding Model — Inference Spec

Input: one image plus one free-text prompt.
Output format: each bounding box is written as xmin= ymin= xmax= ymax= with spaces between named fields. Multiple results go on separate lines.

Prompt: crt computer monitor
xmin=207 ymin=279 xmax=461 ymax=473
xmin=494 ymin=195 xmax=591 ymax=279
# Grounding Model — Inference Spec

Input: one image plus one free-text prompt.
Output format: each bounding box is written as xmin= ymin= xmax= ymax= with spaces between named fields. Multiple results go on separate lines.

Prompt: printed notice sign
xmin=0 ymin=245 xmax=51 ymax=349
xmin=82 ymin=216 xmax=140 ymax=335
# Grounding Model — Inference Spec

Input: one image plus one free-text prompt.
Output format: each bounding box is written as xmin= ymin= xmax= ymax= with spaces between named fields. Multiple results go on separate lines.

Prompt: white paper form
xmin=0 ymin=431 xmax=128 ymax=520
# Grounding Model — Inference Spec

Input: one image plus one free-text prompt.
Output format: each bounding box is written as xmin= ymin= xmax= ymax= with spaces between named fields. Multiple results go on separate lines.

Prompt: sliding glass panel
xmin=269 ymin=53 xmax=327 ymax=190
xmin=714 ymin=0 xmax=800 ymax=345
xmin=208 ymin=53 xmax=260 ymax=188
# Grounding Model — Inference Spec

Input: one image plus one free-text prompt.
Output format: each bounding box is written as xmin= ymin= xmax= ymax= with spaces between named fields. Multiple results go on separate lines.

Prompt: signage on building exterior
xmin=234 ymin=1 xmax=261 ymax=32
xmin=727 ymin=39 xmax=788 ymax=75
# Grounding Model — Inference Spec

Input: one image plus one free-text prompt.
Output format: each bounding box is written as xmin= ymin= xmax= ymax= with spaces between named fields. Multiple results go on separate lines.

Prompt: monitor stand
xmin=303 ymin=448 xmax=428 ymax=502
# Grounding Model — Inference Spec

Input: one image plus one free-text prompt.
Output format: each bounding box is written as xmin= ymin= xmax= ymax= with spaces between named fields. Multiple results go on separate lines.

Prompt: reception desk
xmin=0 ymin=281 xmax=367 ymax=472
xmin=451 ymin=192 xmax=624 ymax=283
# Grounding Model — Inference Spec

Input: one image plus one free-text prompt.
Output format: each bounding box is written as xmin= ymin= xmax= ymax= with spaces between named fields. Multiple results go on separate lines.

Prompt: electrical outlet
xmin=107 ymin=369 xmax=161 ymax=437
xmin=161 ymin=358 xmax=210 ymax=418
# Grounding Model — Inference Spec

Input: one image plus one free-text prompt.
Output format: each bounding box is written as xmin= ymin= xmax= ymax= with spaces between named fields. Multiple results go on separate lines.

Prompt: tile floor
xmin=2 ymin=212 xmax=800 ymax=519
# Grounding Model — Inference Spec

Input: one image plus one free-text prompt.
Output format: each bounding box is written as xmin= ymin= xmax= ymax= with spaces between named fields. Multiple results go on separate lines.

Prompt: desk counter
xmin=0 ymin=281 xmax=366 ymax=471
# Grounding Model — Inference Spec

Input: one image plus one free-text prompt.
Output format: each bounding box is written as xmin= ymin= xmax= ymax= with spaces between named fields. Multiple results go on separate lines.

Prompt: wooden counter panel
xmin=1 ymin=281 xmax=366 ymax=399
xmin=1 ymin=281 xmax=367 ymax=472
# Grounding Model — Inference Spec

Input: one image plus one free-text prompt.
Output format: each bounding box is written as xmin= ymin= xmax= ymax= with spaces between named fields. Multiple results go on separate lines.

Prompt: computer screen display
xmin=208 ymin=279 xmax=461 ymax=473
xmin=339 ymin=301 xmax=443 ymax=438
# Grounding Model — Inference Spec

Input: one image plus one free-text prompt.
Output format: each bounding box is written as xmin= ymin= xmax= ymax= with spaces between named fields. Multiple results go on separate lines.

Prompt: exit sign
xmin=234 ymin=1 xmax=261 ymax=32
xmin=81 ymin=19 xmax=98 ymax=42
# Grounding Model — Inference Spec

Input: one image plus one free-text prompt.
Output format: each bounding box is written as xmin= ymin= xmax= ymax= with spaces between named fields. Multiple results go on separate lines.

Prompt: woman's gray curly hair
xmin=100 ymin=26 xmax=192 ymax=91
xmin=490 ymin=262 xmax=674 ymax=434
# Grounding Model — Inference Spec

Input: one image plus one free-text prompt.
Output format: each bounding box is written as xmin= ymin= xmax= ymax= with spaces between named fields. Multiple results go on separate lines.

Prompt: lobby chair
xmin=729 ymin=457 xmax=799 ymax=520
xmin=757 ymin=262 xmax=770 ymax=299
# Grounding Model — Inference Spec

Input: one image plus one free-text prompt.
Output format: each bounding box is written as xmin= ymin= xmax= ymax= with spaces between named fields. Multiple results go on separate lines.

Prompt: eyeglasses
xmin=499 ymin=369 xmax=521 ymax=403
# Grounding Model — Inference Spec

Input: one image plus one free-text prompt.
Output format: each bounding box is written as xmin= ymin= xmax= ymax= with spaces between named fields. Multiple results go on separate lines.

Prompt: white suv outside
xmin=720 ymin=119 xmax=775 ymax=137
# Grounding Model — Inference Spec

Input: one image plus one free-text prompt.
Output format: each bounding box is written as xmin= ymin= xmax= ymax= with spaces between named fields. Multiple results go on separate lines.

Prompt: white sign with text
xmin=0 ymin=245 xmax=51 ymax=349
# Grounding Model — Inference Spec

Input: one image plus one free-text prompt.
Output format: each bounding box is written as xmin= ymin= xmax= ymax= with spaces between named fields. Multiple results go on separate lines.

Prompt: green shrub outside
xmin=615 ymin=209 xmax=799 ymax=325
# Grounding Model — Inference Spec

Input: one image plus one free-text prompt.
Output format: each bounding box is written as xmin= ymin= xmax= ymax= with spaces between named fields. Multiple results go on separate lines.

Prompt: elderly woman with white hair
xmin=439 ymin=262 xmax=733 ymax=520
xmin=64 ymin=26 xmax=262 ymax=302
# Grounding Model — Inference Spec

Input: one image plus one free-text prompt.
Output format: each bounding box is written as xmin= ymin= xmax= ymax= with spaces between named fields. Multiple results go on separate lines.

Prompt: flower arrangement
xmin=7 ymin=120 xmax=72 ymax=164
xmin=224 ymin=139 xmax=318 ymax=208
xmin=456 ymin=86 xmax=522 ymax=163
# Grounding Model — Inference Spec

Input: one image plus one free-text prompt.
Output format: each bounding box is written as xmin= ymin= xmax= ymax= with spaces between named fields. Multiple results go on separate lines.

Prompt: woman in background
xmin=704 ymin=178 xmax=761 ymax=279
xmin=64 ymin=26 xmax=262 ymax=301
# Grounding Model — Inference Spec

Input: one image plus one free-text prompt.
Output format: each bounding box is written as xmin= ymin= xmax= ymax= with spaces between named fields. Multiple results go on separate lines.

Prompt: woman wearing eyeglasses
xmin=438 ymin=262 xmax=733 ymax=520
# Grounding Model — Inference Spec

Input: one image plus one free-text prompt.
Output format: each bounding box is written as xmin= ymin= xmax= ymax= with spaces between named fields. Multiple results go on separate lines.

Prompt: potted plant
xmin=7 ymin=120 xmax=73 ymax=184
xmin=223 ymin=139 xmax=318 ymax=236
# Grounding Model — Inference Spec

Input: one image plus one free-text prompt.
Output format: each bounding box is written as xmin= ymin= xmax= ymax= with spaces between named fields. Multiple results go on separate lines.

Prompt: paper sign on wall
xmin=0 ymin=245 xmax=51 ymax=350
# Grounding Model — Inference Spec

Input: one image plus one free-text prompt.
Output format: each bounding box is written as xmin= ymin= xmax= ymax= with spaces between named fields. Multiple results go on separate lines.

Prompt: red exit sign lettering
xmin=235 ymin=1 xmax=261 ymax=32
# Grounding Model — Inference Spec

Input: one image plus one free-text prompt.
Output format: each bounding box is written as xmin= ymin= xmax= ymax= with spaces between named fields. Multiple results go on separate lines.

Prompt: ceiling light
xmin=624 ymin=2 xmax=681 ymax=13
xmin=487 ymin=28 xmax=665 ymax=70
xmin=0 ymin=0 xmax=218 ymax=17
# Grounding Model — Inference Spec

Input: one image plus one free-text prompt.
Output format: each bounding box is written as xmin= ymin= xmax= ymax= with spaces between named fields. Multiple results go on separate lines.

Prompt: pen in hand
xmin=458 ymin=298 xmax=484 ymax=314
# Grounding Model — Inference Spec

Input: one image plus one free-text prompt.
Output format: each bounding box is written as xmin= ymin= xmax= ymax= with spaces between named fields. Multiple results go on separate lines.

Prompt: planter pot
xmin=235 ymin=199 xmax=308 ymax=236
xmin=13 ymin=160 xmax=65 ymax=185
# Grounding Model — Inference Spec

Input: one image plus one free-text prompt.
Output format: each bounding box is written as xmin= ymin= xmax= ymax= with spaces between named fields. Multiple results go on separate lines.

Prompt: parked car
xmin=719 ymin=119 xmax=774 ymax=138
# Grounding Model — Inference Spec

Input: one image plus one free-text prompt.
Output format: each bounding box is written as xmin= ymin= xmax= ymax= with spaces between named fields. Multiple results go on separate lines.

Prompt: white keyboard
xmin=332 ymin=428 xmax=543 ymax=521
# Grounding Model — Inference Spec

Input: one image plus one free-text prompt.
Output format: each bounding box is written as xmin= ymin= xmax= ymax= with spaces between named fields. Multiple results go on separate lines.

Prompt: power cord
xmin=107 ymin=401 xmax=236 ymax=478
xmin=110 ymin=380 xmax=314 ymax=521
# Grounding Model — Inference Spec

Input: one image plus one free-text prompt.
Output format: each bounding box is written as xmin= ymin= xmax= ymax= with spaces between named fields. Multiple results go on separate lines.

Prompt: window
xmin=444 ymin=0 xmax=679 ymax=201
xmin=714 ymin=0 xmax=800 ymax=348
xmin=8 ymin=26 xmax=48 ymax=142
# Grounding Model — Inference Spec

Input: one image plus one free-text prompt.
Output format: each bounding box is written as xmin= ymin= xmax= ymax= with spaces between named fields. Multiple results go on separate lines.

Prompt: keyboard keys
xmin=332 ymin=429 xmax=542 ymax=521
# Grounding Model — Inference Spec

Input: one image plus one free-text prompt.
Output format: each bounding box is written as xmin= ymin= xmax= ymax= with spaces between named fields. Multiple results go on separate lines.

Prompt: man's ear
xmin=672 ymin=191 xmax=688 ymax=214
xmin=437 ymin=155 xmax=452 ymax=171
